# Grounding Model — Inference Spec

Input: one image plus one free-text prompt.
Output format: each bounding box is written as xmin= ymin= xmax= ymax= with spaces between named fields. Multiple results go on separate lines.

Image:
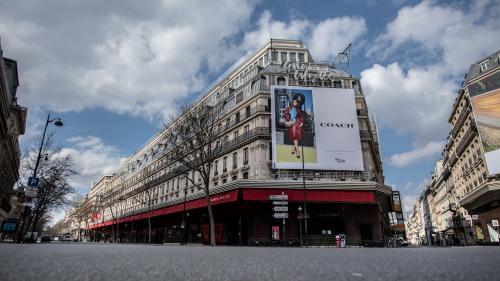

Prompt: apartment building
xmin=0 ymin=37 xmax=27 ymax=229
xmin=407 ymin=50 xmax=500 ymax=246
xmin=88 ymin=39 xmax=396 ymax=245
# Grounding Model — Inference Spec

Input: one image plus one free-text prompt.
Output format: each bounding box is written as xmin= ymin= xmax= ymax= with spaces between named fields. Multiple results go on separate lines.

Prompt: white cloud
xmin=388 ymin=140 xmax=445 ymax=167
xmin=56 ymin=136 xmax=127 ymax=193
xmin=0 ymin=0 xmax=257 ymax=121
xmin=362 ymin=0 xmax=500 ymax=166
xmin=397 ymin=179 xmax=429 ymax=216
xmin=1 ymin=1 xmax=369 ymax=122
xmin=241 ymin=11 xmax=310 ymax=51
xmin=361 ymin=63 xmax=455 ymax=146
xmin=241 ymin=11 xmax=367 ymax=61
xmin=368 ymin=0 xmax=500 ymax=75
xmin=308 ymin=17 xmax=367 ymax=61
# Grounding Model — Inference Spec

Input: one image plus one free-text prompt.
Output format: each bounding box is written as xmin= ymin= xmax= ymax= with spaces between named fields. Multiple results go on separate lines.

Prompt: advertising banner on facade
xmin=468 ymin=70 xmax=500 ymax=175
xmin=271 ymin=86 xmax=363 ymax=170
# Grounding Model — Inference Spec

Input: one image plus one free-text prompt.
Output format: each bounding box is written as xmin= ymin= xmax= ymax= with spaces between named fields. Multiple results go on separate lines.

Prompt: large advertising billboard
xmin=271 ymin=86 xmax=364 ymax=170
xmin=468 ymin=70 xmax=500 ymax=175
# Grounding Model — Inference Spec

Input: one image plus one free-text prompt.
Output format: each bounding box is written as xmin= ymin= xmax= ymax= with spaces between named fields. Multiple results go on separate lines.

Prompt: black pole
xmin=302 ymin=144 xmax=308 ymax=236
xmin=181 ymin=185 xmax=187 ymax=245
xmin=33 ymin=113 xmax=51 ymax=178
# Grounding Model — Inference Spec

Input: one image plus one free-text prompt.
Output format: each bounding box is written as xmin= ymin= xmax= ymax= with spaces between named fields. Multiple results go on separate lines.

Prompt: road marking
xmin=352 ymin=273 xmax=364 ymax=277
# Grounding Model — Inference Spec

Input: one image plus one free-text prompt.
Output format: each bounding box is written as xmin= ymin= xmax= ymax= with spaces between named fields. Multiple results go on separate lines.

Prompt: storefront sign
xmin=282 ymin=62 xmax=335 ymax=82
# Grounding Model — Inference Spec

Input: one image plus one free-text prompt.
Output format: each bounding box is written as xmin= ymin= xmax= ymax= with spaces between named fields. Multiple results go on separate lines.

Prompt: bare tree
xmin=166 ymin=102 xmax=225 ymax=246
xmin=100 ymin=190 xmax=122 ymax=243
xmin=132 ymin=188 xmax=157 ymax=243
xmin=19 ymin=133 xmax=77 ymax=234
xmin=70 ymin=197 xmax=93 ymax=241
xmin=45 ymin=218 xmax=67 ymax=237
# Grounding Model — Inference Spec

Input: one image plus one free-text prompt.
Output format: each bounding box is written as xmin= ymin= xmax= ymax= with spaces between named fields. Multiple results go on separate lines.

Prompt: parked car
xmin=41 ymin=236 xmax=51 ymax=243
xmin=63 ymin=235 xmax=72 ymax=242
xmin=53 ymin=236 xmax=60 ymax=241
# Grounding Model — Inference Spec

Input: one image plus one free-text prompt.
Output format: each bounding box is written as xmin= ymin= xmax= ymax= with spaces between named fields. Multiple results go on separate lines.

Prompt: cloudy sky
xmin=1 ymin=0 xmax=499 ymax=216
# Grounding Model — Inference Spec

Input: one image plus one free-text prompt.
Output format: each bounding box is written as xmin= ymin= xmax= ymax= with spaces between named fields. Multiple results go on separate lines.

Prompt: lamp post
xmin=33 ymin=113 xmax=63 ymax=178
xmin=26 ymin=113 xmax=63 ymax=239
xmin=298 ymin=205 xmax=303 ymax=246
xmin=181 ymin=185 xmax=187 ymax=245
xmin=301 ymin=144 xmax=308 ymax=236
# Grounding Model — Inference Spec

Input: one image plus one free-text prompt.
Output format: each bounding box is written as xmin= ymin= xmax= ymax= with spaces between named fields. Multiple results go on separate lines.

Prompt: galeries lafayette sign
xmin=282 ymin=61 xmax=336 ymax=82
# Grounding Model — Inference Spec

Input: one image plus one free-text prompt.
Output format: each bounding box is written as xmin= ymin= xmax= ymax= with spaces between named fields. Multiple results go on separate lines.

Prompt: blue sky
xmin=1 ymin=0 xmax=499 ymax=216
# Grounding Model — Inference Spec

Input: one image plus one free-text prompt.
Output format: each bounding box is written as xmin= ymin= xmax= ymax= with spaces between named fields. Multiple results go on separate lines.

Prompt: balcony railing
xmin=218 ymin=127 xmax=271 ymax=156
xmin=223 ymin=105 xmax=270 ymax=133
xmin=121 ymin=127 xmax=271 ymax=199
xmin=359 ymin=130 xmax=372 ymax=140
xmin=273 ymin=170 xmax=375 ymax=182
xmin=451 ymin=105 xmax=470 ymax=138
xmin=456 ymin=123 xmax=477 ymax=158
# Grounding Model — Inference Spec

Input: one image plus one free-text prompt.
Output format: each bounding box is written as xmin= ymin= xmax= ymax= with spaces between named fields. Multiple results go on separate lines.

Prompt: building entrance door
xmin=359 ymin=224 xmax=373 ymax=241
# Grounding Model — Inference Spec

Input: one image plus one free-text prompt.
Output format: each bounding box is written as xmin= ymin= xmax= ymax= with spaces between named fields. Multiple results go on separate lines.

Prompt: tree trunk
xmin=148 ymin=216 xmax=152 ymax=244
xmin=206 ymin=189 xmax=216 ymax=246
xmin=116 ymin=219 xmax=120 ymax=243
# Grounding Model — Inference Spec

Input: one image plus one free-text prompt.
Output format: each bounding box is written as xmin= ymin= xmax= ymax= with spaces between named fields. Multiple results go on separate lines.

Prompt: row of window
xmin=213 ymin=147 xmax=249 ymax=175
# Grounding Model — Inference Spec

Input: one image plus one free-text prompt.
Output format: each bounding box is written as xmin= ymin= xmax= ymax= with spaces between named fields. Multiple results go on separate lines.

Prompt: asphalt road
xmin=1 ymin=243 xmax=499 ymax=281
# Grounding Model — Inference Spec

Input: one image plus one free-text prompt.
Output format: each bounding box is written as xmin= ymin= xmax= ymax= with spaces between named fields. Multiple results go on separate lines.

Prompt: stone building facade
xmin=88 ymin=39 xmax=396 ymax=245
xmin=0 ymin=37 xmax=27 ymax=228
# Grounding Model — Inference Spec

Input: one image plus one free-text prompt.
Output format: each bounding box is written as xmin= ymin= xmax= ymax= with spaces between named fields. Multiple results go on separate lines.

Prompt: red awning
xmin=90 ymin=190 xmax=238 ymax=229
xmin=242 ymin=189 xmax=375 ymax=203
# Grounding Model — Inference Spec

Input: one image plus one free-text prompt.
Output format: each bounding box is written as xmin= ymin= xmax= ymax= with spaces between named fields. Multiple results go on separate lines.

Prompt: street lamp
xmin=25 ymin=113 xmax=63 ymax=240
xmin=33 ymin=113 xmax=63 ymax=178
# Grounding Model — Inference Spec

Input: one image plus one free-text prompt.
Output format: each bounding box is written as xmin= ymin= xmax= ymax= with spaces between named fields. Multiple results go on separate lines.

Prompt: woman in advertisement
xmin=284 ymin=94 xmax=304 ymax=158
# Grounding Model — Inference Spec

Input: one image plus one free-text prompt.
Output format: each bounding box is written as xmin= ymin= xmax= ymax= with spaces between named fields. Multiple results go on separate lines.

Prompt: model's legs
xmin=294 ymin=139 xmax=300 ymax=158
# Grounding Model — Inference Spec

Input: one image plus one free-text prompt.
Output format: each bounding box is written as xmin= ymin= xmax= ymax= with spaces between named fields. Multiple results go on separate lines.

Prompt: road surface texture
xmin=1 ymin=243 xmax=499 ymax=281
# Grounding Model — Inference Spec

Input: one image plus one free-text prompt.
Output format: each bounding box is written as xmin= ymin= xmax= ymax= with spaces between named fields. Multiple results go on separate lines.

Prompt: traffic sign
xmin=273 ymin=213 xmax=289 ymax=219
xmin=269 ymin=194 xmax=288 ymax=201
xmin=492 ymin=220 xmax=499 ymax=227
xmin=27 ymin=177 xmax=40 ymax=188
xmin=273 ymin=206 xmax=288 ymax=212
xmin=272 ymin=201 xmax=288 ymax=205
xmin=472 ymin=215 xmax=479 ymax=220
